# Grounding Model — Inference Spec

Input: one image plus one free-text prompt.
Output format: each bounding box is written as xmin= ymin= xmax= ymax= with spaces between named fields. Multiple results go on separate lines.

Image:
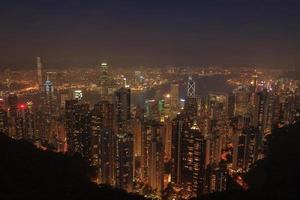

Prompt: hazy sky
xmin=0 ymin=0 xmax=299 ymax=69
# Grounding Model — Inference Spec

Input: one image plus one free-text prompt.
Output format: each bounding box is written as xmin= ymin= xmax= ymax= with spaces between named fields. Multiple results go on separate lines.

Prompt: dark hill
xmin=0 ymin=134 xmax=145 ymax=200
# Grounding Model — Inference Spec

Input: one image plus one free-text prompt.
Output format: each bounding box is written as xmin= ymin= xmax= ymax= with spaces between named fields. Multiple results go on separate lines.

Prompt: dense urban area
xmin=0 ymin=59 xmax=299 ymax=199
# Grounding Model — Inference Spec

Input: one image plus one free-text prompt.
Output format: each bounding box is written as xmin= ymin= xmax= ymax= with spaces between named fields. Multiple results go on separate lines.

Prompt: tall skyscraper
xmin=233 ymin=85 xmax=251 ymax=116
xmin=232 ymin=127 xmax=260 ymax=172
xmin=15 ymin=103 xmax=35 ymax=141
xmin=0 ymin=99 xmax=8 ymax=135
xmin=207 ymin=92 xmax=228 ymax=120
xmin=99 ymin=62 xmax=116 ymax=101
xmin=187 ymin=76 xmax=196 ymax=98
xmin=141 ymin=121 xmax=164 ymax=194
xmin=170 ymin=83 xmax=180 ymax=118
xmin=171 ymin=115 xmax=206 ymax=198
xmin=37 ymin=57 xmax=43 ymax=89
xmin=7 ymin=93 xmax=18 ymax=138
xmin=90 ymin=101 xmax=115 ymax=185
xmin=39 ymin=78 xmax=58 ymax=143
xmin=65 ymin=100 xmax=91 ymax=160
xmin=114 ymin=87 xmax=134 ymax=192
xmin=185 ymin=77 xmax=198 ymax=119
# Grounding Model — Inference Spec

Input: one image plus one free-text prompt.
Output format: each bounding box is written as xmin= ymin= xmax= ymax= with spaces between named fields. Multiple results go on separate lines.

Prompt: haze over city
xmin=1 ymin=0 xmax=300 ymax=69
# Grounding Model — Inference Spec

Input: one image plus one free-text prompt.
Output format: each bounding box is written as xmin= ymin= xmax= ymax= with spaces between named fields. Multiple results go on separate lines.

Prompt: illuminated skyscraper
xmin=65 ymin=100 xmax=91 ymax=160
xmin=15 ymin=103 xmax=35 ymax=141
xmin=99 ymin=62 xmax=116 ymax=101
xmin=207 ymin=92 xmax=228 ymax=120
xmin=90 ymin=101 xmax=115 ymax=185
xmin=7 ymin=93 xmax=18 ymax=138
xmin=187 ymin=76 xmax=195 ymax=98
xmin=163 ymin=119 xmax=172 ymax=162
xmin=141 ymin=121 xmax=164 ymax=194
xmin=253 ymin=90 xmax=275 ymax=136
xmin=185 ymin=77 xmax=198 ymax=119
xmin=114 ymin=87 xmax=134 ymax=192
xmin=132 ymin=118 xmax=142 ymax=157
xmin=184 ymin=97 xmax=198 ymax=119
xmin=171 ymin=115 xmax=206 ymax=197
xmin=233 ymin=85 xmax=251 ymax=116
xmin=39 ymin=78 xmax=58 ymax=143
xmin=170 ymin=83 xmax=180 ymax=118
xmin=37 ymin=57 xmax=43 ymax=89
xmin=232 ymin=127 xmax=260 ymax=172
xmin=171 ymin=114 xmax=187 ymax=184
xmin=182 ymin=121 xmax=206 ymax=197
xmin=0 ymin=99 xmax=8 ymax=135
xmin=145 ymin=99 xmax=161 ymax=121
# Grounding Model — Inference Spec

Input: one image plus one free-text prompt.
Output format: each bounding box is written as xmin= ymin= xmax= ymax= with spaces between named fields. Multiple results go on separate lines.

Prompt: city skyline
xmin=1 ymin=1 xmax=300 ymax=199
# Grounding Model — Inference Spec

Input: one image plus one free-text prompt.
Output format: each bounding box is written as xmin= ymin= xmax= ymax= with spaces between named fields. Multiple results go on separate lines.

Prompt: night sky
xmin=0 ymin=0 xmax=300 ymax=69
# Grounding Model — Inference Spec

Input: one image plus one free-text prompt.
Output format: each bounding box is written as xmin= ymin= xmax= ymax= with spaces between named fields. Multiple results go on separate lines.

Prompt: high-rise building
xmin=90 ymin=101 xmax=115 ymax=185
xmin=141 ymin=121 xmax=164 ymax=194
xmin=207 ymin=92 xmax=228 ymax=120
xmin=14 ymin=102 xmax=35 ymax=141
xmin=7 ymin=93 xmax=18 ymax=138
xmin=65 ymin=100 xmax=91 ymax=160
xmin=171 ymin=115 xmax=206 ymax=198
xmin=39 ymin=79 xmax=58 ymax=143
xmin=185 ymin=77 xmax=198 ymax=119
xmin=233 ymin=85 xmax=252 ymax=116
xmin=170 ymin=83 xmax=180 ymax=118
xmin=132 ymin=118 xmax=142 ymax=157
xmin=99 ymin=62 xmax=116 ymax=102
xmin=163 ymin=119 xmax=172 ymax=162
xmin=171 ymin=114 xmax=187 ymax=184
xmin=37 ymin=57 xmax=43 ymax=89
xmin=187 ymin=76 xmax=196 ymax=98
xmin=184 ymin=97 xmax=198 ymax=119
xmin=232 ymin=126 xmax=260 ymax=172
xmin=207 ymin=164 xmax=228 ymax=193
xmin=114 ymin=87 xmax=134 ymax=192
xmin=0 ymin=99 xmax=8 ymax=135
xmin=145 ymin=99 xmax=161 ymax=121
xmin=253 ymin=90 xmax=275 ymax=137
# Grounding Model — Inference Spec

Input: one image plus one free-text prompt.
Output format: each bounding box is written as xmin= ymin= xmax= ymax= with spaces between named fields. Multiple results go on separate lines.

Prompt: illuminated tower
xmin=37 ymin=57 xmax=43 ymax=89
xmin=15 ymin=103 xmax=28 ymax=140
xmin=7 ymin=93 xmax=18 ymax=138
xmin=114 ymin=87 xmax=134 ymax=192
xmin=233 ymin=85 xmax=252 ymax=116
xmin=232 ymin=127 xmax=260 ymax=172
xmin=171 ymin=114 xmax=186 ymax=184
xmin=185 ymin=77 xmax=198 ymax=119
xmin=141 ymin=121 xmax=164 ymax=194
xmin=251 ymin=69 xmax=258 ymax=92
xmin=0 ymin=98 xmax=8 ymax=135
xmin=207 ymin=92 xmax=228 ymax=120
xmin=65 ymin=100 xmax=91 ymax=160
xmin=99 ymin=62 xmax=109 ymax=99
xmin=100 ymin=62 xmax=109 ymax=82
xmin=181 ymin=121 xmax=206 ymax=197
xmin=15 ymin=102 xmax=35 ymax=141
xmin=39 ymin=78 xmax=58 ymax=143
xmin=187 ymin=76 xmax=195 ymax=98
xmin=171 ymin=115 xmax=206 ymax=197
xmin=90 ymin=101 xmax=115 ymax=185
xmin=170 ymin=83 xmax=180 ymax=118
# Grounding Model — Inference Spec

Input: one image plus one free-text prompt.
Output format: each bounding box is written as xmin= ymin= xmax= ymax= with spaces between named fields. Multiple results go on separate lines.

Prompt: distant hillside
xmin=194 ymin=121 xmax=300 ymax=200
xmin=0 ymin=134 xmax=145 ymax=200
